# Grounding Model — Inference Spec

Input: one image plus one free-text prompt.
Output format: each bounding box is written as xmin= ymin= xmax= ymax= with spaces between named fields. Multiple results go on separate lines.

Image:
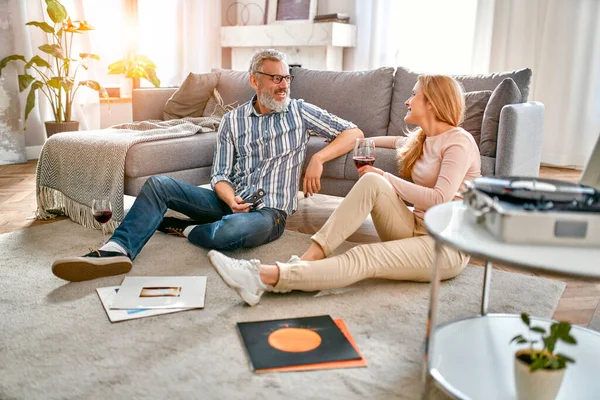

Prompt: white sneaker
xmin=208 ymin=250 xmax=266 ymax=306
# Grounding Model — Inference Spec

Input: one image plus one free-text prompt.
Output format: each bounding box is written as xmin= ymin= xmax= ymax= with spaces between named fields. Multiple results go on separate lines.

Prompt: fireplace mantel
xmin=221 ymin=22 xmax=356 ymax=71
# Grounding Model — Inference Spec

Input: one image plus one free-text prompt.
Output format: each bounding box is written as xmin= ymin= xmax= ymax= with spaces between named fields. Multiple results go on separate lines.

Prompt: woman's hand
xmin=358 ymin=165 xmax=384 ymax=178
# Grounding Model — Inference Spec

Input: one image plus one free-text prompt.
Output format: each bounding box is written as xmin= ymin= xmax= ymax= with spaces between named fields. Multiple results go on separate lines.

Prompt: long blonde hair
xmin=397 ymin=75 xmax=465 ymax=179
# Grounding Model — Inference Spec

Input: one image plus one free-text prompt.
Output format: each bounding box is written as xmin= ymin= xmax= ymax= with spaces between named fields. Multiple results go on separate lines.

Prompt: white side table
xmin=422 ymin=201 xmax=600 ymax=399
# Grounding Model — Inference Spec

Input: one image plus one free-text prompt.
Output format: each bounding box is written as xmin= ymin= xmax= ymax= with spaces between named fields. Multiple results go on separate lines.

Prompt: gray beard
xmin=259 ymin=90 xmax=290 ymax=113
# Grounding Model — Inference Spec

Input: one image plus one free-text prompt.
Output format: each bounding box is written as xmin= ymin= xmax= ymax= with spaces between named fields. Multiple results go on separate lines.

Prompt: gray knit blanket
xmin=35 ymin=116 xmax=221 ymax=232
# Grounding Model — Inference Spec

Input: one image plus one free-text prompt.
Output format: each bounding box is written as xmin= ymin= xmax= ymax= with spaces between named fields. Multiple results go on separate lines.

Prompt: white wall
xmin=100 ymin=101 xmax=132 ymax=129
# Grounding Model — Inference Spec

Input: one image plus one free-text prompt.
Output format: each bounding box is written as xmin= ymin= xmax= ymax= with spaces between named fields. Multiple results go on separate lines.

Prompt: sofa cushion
xmin=388 ymin=67 xmax=532 ymax=136
xmin=480 ymin=78 xmax=522 ymax=157
xmin=212 ymin=69 xmax=255 ymax=108
xmin=303 ymin=136 xmax=347 ymax=179
xmin=162 ymin=72 xmax=219 ymax=120
xmin=290 ymin=67 xmax=395 ymax=138
xmin=125 ymin=132 xmax=218 ymax=178
xmin=461 ymin=90 xmax=492 ymax=146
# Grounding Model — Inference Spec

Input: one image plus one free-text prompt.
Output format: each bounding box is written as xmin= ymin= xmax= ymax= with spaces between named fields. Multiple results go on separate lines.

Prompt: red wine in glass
xmin=92 ymin=198 xmax=112 ymax=245
xmin=93 ymin=210 xmax=113 ymax=224
xmin=353 ymin=138 xmax=376 ymax=169
xmin=353 ymin=156 xmax=376 ymax=168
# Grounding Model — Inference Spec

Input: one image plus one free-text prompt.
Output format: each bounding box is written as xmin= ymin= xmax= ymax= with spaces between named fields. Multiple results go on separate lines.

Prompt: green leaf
xmin=25 ymin=21 xmax=55 ymax=33
xmin=80 ymin=53 xmax=100 ymax=61
xmin=48 ymin=77 xmax=73 ymax=91
xmin=562 ymin=334 xmax=577 ymax=345
xmin=45 ymin=0 xmax=67 ymax=24
xmin=530 ymin=357 xmax=546 ymax=372
xmin=107 ymin=59 xmax=127 ymax=75
xmin=25 ymin=55 xmax=52 ymax=69
xmin=510 ymin=334 xmax=524 ymax=344
xmin=548 ymin=357 xmax=560 ymax=369
xmin=544 ymin=336 xmax=557 ymax=354
xmin=557 ymin=353 xmax=575 ymax=363
xmin=531 ymin=326 xmax=546 ymax=334
xmin=24 ymin=81 xmax=43 ymax=129
xmin=78 ymin=80 xmax=102 ymax=91
xmin=516 ymin=339 xmax=527 ymax=344
xmin=18 ymin=74 xmax=35 ymax=92
xmin=38 ymin=44 xmax=65 ymax=59
xmin=146 ymin=69 xmax=160 ymax=87
xmin=135 ymin=55 xmax=156 ymax=68
xmin=521 ymin=313 xmax=530 ymax=326
xmin=0 ymin=54 xmax=27 ymax=76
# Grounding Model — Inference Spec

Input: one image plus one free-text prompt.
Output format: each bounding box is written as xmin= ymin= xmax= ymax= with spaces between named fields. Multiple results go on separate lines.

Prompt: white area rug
xmin=0 ymin=220 xmax=565 ymax=400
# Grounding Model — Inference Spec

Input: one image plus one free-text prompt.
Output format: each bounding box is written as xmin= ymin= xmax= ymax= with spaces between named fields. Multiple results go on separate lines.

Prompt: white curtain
xmin=7 ymin=0 xmax=101 ymax=148
xmin=137 ymin=0 xmax=222 ymax=87
xmin=476 ymin=0 xmax=600 ymax=168
xmin=351 ymin=0 xmax=479 ymax=73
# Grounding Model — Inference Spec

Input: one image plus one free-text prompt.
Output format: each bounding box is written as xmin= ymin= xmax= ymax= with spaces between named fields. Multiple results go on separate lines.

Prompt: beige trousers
xmin=274 ymin=173 xmax=469 ymax=292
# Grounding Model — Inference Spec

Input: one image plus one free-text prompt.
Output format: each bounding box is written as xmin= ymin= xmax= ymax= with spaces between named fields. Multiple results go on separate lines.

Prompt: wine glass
xmin=92 ymin=198 xmax=113 ymax=246
xmin=353 ymin=138 xmax=376 ymax=169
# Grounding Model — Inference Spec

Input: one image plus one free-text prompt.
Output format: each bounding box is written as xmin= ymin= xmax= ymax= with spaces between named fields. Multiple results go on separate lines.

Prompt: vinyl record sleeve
xmin=255 ymin=319 xmax=367 ymax=373
xmin=237 ymin=315 xmax=362 ymax=371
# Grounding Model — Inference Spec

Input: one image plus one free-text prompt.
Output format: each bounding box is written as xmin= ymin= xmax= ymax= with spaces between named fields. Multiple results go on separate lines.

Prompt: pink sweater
xmin=383 ymin=127 xmax=481 ymax=219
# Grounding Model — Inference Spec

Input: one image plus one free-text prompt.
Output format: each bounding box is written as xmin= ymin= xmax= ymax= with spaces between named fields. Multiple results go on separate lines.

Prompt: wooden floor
xmin=2 ymin=160 xmax=599 ymax=330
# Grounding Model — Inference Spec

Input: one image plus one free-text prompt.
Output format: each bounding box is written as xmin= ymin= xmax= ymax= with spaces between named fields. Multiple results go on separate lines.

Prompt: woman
xmin=208 ymin=74 xmax=481 ymax=306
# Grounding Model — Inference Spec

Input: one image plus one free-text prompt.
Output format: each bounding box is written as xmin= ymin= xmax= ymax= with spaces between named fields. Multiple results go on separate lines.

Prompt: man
xmin=51 ymin=49 xmax=364 ymax=282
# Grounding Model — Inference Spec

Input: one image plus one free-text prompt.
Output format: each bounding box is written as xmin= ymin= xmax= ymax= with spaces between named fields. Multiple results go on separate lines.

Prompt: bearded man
xmin=51 ymin=49 xmax=364 ymax=282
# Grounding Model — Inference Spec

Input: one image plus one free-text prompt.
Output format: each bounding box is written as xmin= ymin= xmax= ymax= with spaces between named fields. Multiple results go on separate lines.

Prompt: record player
xmin=463 ymin=135 xmax=600 ymax=246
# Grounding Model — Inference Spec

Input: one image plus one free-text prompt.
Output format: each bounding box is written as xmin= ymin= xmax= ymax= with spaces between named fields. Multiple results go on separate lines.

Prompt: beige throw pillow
xmin=461 ymin=90 xmax=492 ymax=147
xmin=163 ymin=72 xmax=219 ymax=120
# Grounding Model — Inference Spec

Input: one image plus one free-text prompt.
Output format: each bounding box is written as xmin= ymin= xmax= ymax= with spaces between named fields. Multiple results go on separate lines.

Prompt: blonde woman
xmin=208 ymin=75 xmax=481 ymax=306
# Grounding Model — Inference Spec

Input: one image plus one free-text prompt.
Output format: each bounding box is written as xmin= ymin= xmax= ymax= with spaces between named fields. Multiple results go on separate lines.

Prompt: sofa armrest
xmin=132 ymin=88 xmax=178 ymax=121
xmin=495 ymin=101 xmax=545 ymax=177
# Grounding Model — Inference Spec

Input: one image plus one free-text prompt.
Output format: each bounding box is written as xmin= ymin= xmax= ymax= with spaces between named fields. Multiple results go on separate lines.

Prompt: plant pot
xmin=44 ymin=121 xmax=80 ymax=138
xmin=514 ymin=351 xmax=566 ymax=400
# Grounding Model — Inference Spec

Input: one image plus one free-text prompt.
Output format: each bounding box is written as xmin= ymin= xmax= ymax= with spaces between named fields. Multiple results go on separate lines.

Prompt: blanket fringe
xmin=36 ymin=186 xmax=118 ymax=233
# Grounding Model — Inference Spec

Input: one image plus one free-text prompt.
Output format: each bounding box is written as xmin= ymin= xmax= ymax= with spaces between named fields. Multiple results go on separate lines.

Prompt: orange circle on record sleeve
xmin=268 ymin=328 xmax=322 ymax=352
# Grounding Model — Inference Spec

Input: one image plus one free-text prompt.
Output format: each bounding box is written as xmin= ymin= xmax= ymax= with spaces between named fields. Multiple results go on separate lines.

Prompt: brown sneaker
xmin=52 ymin=249 xmax=132 ymax=282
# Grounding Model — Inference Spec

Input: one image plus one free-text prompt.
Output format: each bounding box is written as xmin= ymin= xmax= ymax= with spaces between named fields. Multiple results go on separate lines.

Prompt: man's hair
xmin=248 ymin=49 xmax=287 ymax=75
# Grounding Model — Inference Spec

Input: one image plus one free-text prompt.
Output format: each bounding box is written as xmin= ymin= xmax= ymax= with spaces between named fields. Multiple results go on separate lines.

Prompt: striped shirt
xmin=210 ymin=95 xmax=356 ymax=215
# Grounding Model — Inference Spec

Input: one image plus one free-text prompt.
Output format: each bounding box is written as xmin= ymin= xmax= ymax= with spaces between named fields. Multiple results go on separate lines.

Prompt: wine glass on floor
xmin=353 ymin=138 xmax=376 ymax=169
xmin=92 ymin=198 xmax=113 ymax=246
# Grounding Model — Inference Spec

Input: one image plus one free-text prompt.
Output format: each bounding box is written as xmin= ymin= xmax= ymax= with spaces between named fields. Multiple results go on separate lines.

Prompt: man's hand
xmin=358 ymin=165 xmax=384 ymax=178
xmin=229 ymin=196 xmax=251 ymax=213
xmin=303 ymin=157 xmax=324 ymax=196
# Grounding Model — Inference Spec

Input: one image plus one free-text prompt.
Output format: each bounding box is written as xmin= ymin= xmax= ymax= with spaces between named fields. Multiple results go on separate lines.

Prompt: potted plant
xmin=0 ymin=0 xmax=106 ymax=137
xmin=510 ymin=313 xmax=577 ymax=400
xmin=107 ymin=54 xmax=160 ymax=98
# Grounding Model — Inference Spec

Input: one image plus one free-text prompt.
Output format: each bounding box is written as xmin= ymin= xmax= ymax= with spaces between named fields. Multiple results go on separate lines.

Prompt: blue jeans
xmin=110 ymin=176 xmax=287 ymax=260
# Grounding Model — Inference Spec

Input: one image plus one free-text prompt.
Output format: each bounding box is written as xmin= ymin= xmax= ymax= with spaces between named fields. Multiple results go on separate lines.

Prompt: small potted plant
xmin=0 ymin=0 xmax=107 ymax=136
xmin=107 ymin=54 xmax=160 ymax=98
xmin=510 ymin=313 xmax=577 ymax=400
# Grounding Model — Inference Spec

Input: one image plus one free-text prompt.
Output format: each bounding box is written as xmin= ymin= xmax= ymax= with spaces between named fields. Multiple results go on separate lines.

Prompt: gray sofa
xmin=125 ymin=67 xmax=544 ymax=197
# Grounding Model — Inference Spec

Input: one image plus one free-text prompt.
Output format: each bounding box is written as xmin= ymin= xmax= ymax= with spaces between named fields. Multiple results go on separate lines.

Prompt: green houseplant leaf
xmin=25 ymin=21 xmax=55 ymax=34
xmin=18 ymin=74 xmax=35 ymax=92
xmin=107 ymin=54 xmax=161 ymax=88
xmin=46 ymin=0 xmax=67 ymax=24
xmin=2 ymin=0 xmax=106 ymax=128
xmin=511 ymin=313 xmax=577 ymax=372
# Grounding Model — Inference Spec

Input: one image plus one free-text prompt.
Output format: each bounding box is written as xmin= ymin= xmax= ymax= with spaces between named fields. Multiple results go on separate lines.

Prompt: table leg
xmin=481 ymin=261 xmax=493 ymax=315
xmin=422 ymin=240 xmax=443 ymax=399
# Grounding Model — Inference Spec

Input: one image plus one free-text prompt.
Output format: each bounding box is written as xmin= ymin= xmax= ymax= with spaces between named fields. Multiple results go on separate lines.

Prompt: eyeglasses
xmin=255 ymin=71 xmax=294 ymax=84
